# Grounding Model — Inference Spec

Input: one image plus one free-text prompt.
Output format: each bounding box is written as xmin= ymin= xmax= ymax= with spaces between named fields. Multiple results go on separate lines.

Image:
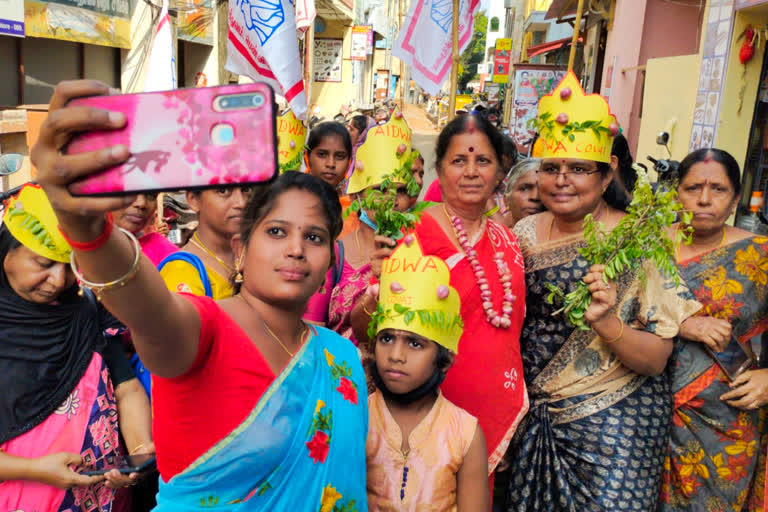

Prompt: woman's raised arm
xmin=31 ymin=80 xmax=200 ymax=378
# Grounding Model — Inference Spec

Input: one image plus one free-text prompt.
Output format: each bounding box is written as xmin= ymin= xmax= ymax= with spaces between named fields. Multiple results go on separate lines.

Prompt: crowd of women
xmin=1 ymin=72 xmax=768 ymax=512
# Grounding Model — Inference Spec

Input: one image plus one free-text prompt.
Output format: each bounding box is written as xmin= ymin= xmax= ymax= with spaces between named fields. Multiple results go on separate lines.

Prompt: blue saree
xmin=505 ymin=215 xmax=700 ymax=511
xmin=153 ymin=326 xmax=369 ymax=511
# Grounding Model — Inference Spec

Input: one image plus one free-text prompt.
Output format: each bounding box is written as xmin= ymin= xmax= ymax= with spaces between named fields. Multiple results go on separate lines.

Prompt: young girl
xmin=366 ymin=233 xmax=489 ymax=511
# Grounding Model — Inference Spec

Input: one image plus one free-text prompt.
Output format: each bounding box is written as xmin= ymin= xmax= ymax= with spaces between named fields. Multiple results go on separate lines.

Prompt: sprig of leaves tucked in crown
xmin=5 ymin=204 xmax=60 ymax=253
xmin=528 ymin=111 xmax=614 ymax=144
xmin=367 ymin=302 xmax=465 ymax=341
xmin=345 ymin=150 xmax=432 ymax=240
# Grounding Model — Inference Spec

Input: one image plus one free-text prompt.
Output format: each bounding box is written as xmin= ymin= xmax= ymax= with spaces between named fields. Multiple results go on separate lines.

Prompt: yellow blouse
xmin=366 ymin=390 xmax=478 ymax=511
xmin=160 ymin=259 xmax=234 ymax=300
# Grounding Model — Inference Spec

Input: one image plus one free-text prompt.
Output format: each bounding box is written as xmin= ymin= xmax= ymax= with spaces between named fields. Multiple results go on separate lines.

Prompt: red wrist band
xmin=58 ymin=213 xmax=115 ymax=252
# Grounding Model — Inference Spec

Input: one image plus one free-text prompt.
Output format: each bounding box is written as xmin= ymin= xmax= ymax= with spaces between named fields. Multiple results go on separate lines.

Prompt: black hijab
xmin=0 ymin=225 xmax=107 ymax=444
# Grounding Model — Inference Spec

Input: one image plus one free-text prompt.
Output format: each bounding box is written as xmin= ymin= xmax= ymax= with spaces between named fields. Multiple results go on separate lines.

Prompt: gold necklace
xmin=677 ymin=226 xmax=727 ymax=261
xmin=191 ymin=232 xmax=233 ymax=272
xmin=236 ymin=295 xmax=308 ymax=357
xmin=263 ymin=321 xmax=307 ymax=357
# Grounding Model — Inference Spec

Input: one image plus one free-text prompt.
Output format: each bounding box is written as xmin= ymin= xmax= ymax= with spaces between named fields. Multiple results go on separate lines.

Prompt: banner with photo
xmin=24 ymin=0 xmax=130 ymax=47
xmin=510 ymin=65 xmax=566 ymax=147
xmin=0 ymin=0 xmax=24 ymax=37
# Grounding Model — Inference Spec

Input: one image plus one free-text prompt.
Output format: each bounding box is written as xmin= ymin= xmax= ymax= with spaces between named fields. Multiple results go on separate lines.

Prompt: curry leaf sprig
xmin=545 ymin=166 xmax=693 ymax=330
xmin=344 ymin=150 xmax=432 ymax=240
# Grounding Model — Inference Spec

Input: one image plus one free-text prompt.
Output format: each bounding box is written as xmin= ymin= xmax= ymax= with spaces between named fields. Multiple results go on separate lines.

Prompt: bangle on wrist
xmin=484 ymin=205 xmax=500 ymax=218
xmin=129 ymin=443 xmax=146 ymax=455
xmin=71 ymin=228 xmax=141 ymax=301
xmin=58 ymin=213 xmax=114 ymax=252
xmin=600 ymin=315 xmax=624 ymax=344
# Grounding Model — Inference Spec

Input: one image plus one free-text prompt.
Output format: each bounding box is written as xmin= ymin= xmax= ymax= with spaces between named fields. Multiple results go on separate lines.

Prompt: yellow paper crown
xmin=372 ymin=233 xmax=463 ymax=352
xmin=347 ymin=108 xmax=412 ymax=194
xmin=277 ymin=109 xmax=307 ymax=172
xmin=533 ymin=71 xmax=618 ymax=163
xmin=2 ymin=184 xmax=71 ymax=263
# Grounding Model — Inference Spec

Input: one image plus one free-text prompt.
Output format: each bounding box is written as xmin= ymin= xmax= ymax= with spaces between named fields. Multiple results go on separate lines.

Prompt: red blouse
xmin=151 ymin=294 xmax=275 ymax=480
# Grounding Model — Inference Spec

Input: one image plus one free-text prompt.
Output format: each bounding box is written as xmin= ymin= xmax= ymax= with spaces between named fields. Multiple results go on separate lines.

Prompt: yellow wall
xmin=311 ymin=20 xmax=356 ymax=117
xmin=525 ymin=0 xmax=553 ymax=18
xmin=636 ymin=54 xmax=699 ymax=170
xmin=715 ymin=7 xmax=768 ymax=167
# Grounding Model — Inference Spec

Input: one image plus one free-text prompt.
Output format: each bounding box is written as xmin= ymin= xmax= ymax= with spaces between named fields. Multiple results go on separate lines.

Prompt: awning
xmin=545 ymin=0 xmax=577 ymax=20
xmin=526 ymin=36 xmax=581 ymax=58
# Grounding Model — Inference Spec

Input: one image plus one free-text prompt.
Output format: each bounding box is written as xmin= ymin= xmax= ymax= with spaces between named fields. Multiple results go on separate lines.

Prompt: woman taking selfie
xmin=0 ymin=184 xmax=153 ymax=511
xmin=505 ymin=74 xmax=700 ymax=511
xmin=659 ymin=148 xmax=768 ymax=510
xmin=31 ymin=80 xmax=368 ymax=510
xmin=160 ymin=187 xmax=250 ymax=299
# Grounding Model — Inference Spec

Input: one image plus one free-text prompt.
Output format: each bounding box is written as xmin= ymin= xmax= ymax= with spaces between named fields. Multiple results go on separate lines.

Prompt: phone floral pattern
xmin=661 ymin=236 xmax=768 ymax=510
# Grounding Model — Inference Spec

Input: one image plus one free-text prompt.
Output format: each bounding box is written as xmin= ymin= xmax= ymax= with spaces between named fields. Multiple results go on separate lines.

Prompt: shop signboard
xmin=510 ymin=65 xmax=566 ymax=147
xmin=0 ymin=0 xmax=23 ymax=36
xmin=351 ymin=25 xmax=371 ymax=61
xmin=492 ymin=38 xmax=512 ymax=84
xmin=313 ymin=38 xmax=343 ymax=82
xmin=178 ymin=0 xmax=214 ymax=45
xmin=24 ymin=0 xmax=130 ymax=47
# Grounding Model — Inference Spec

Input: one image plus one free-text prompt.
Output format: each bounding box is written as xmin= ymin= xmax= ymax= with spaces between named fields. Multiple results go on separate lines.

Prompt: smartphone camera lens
xmin=252 ymin=94 xmax=264 ymax=107
xmin=220 ymin=98 xmax=230 ymax=108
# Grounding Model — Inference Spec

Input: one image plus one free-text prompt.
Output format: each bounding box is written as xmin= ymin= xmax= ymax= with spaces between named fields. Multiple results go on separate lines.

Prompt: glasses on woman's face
xmin=538 ymin=161 xmax=600 ymax=180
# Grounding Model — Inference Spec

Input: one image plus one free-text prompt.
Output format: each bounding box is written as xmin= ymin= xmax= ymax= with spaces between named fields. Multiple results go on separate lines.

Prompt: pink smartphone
xmin=66 ymin=83 xmax=277 ymax=196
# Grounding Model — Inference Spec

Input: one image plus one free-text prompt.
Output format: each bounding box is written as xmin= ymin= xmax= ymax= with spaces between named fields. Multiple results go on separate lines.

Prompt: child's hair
xmin=349 ymin=115 xmax=368 ymax=136
xmin=307 ymin=121 xmax=352 ymax=157
xmin=234 ymin=171 xmax=342 ymax=292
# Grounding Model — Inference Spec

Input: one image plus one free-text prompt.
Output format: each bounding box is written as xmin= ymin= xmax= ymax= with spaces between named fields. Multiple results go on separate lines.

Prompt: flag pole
xmin=447 ymin=0 xmax=459 ymax=121
xmin=567 ymin=0 xmax=585 ymax=72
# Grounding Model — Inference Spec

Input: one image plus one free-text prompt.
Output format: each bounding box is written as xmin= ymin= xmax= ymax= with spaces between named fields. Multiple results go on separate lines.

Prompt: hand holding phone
xmin=707 ymin=335 xmax=757 ymax=382
xmin=81 ymin=453 xmax=157 ymax=477
xmin=65 ymin=83 xmax=278 ymax=196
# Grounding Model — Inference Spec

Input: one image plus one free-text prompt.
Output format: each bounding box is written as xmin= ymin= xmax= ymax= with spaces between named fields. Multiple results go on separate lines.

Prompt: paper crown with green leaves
xmin=277 ymin=109 xmax=307 ymax=172
xmin=347 ymin=109 xmax=413 ymax=194
xmin=2 ymin=183 xmax=71 ymax=263
xmin=531 ymin=71 xmax=619 ymax=163
xmin=368 ymin=233 xmax=463 ymax=352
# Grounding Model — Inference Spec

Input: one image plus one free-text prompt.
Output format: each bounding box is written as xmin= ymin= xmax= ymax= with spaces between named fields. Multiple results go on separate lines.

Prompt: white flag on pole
xmin=295 ymin=0 xmax=316 ymax=35
xmin=392 ymin=0 xmax=481 ymax=96
xmin=144 ymin=0 xmax=177 ymax=92
xmin=227 ymin=0 xmax=308 ymax=118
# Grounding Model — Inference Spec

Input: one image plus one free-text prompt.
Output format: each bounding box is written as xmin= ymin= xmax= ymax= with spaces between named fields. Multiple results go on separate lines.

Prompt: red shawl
xmin=411 ymin=213 xmax=528 ymax=472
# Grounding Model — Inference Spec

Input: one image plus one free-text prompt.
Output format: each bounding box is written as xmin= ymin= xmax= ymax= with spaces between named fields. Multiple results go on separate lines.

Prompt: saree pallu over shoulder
xmin=661 ymin=235 xmax=768 ymax=512
xmin=506 ymin=215 xmax=701 ymax=511
xmin=154 ymin=327 xmax=369 ymax=512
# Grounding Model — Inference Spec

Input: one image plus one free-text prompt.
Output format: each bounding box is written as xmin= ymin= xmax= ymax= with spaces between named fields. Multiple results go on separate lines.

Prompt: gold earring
xmin=234 ymin=250 xmax=245 ymax=284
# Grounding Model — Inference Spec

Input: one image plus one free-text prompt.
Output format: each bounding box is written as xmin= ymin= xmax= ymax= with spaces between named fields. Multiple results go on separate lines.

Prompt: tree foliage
xmin=457 ymin=11 xmax=488 ymax=92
